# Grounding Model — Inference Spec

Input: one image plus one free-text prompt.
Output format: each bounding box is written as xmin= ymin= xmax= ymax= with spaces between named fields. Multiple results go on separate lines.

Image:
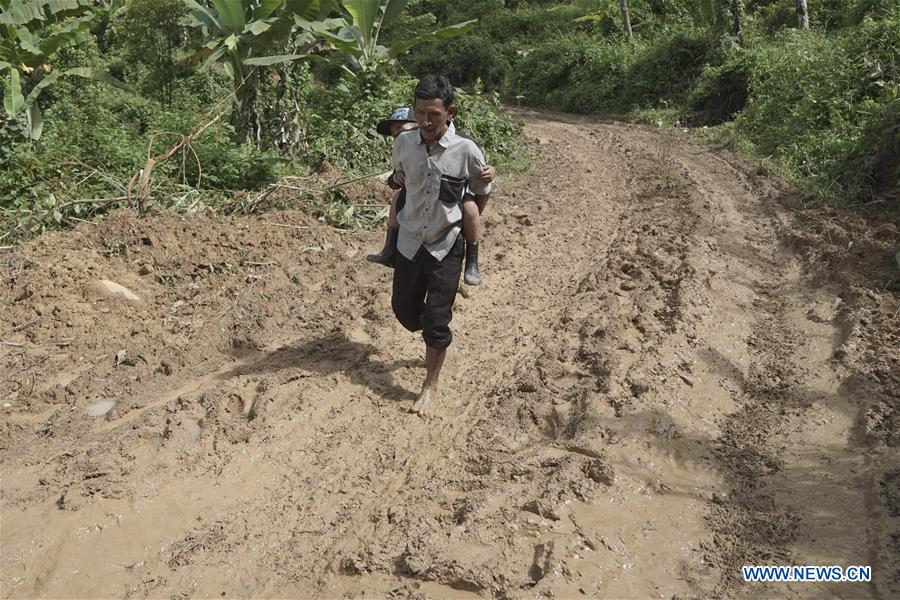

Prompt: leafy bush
xmin=454 ymin=83 xmax=528 ymax=172
xmin=620 ymin=27 xmax=717 ymax=109
xmin=512 ymin=26 xmax=715 ymax=113
xmin=834 ymin=98 xmax=899 ymax=201
xmin=688 ymin=44 xmax=753 ymax=125
xmin=402 ymin=35 xmax=511 ymax=89
xmin=149 ymin=109 xmax=281 ymax=191
xmin=735 ymin=27 xmax=888 ymax=184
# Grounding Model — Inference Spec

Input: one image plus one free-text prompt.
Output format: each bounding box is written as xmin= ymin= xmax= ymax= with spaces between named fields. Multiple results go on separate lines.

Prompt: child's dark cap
xmin=376 ymin=107 xmax=415 ymax=136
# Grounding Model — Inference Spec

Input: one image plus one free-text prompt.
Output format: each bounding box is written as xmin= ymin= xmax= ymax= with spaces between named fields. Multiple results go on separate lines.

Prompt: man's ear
xmin=447 ymin=105 xmax=457 ymax=120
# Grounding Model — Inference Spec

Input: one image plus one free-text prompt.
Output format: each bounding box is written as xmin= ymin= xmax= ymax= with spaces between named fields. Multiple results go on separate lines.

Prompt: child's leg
xmin=462 ymin=197 xmax=483 ymax=286
xmin=473 ymin=195 xmax=488 ymax=215
xmin=388 ymin=189 xmax=400 ymax=228
xmin=462 ymin=199 xmax=480 ymax=243
xmin=367 ymin=189 xmax=402 ymax=267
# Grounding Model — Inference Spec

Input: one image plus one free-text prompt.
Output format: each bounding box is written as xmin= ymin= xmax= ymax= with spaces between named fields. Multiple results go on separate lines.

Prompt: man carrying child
xmin=385 ymin=74 xmax=491 ymax=416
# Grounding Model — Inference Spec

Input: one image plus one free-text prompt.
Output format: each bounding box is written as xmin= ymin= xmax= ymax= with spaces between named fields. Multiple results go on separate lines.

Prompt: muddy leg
xmin=367 ymin=191 xmax=401 ymax=267
xmin=412 ymin=345 xmax=446 ymax=417
xmin=462 ymin=200 xmax=482 ymax=286
xmin=462 ymin=199 xmax=481 ymax=243
xmin=388 ymin=189 xmax=400 ymax=228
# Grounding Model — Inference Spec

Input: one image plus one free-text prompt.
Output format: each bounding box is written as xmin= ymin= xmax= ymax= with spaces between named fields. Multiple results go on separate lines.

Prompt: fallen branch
xmin=0 ymin=318 xmax=42 ymax=337
xmin=126 ymin=72 xmax=254 ymax=216
xmin=269 ymin=169 xmax=386 ymax=195
xmin=259 ymin=220 xmax=366 ymax=235
xmin=127 ymin=116 xmax=222 ymax=215
xmin=55 ymin=196 xmax=128 ymax=210
xmin=0 ymin=355 xmax=49 ymax=386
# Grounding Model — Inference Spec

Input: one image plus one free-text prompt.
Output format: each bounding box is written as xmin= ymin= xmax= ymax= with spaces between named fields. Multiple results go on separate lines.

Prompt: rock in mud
xmin=522 ymin=499 xmax=562 ymax=521
xmin=86 ymin=279 xmax=144 ymax=305
xmin=627 ymin=374 xmax=652 ymax=397
xmin=584 ymin=458 xmax=615 ymax=486
xmin=182 ymin=418 xmax=201 ymax=444
xmin=86 ymin=400 xmax=116 ymax=417
xmin=518 ymin=377 xmax=539 ymax=393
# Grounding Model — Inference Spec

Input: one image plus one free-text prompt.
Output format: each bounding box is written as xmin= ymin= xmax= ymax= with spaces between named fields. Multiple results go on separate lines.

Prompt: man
xmin=367 ymin=108 xmax=495 ymax=287
xmin=390 ymin=75 xmax=491 ymax=416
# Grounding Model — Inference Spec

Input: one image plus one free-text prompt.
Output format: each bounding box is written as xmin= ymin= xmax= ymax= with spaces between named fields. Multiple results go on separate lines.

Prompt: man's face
xmin=413 ymin=98 xmax=455 ymax=145
xmin=390 ymin=121 xmax=418 ymax=139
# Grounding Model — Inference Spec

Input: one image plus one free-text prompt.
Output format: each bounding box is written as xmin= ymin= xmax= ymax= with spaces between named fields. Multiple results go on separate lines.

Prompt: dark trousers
xmin=391 ymin=235 xmax=464 ymax=349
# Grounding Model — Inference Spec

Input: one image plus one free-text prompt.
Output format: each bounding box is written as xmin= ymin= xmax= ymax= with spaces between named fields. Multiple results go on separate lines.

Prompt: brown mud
xmin=1 ymin=111 xmax=898 ymax=599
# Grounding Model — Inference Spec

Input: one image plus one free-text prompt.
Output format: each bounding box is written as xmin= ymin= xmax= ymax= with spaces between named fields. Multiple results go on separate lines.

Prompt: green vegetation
xmin=400 ymin=0 xmax=898 ymax=205
xmin=1 ymin=0 xmax=895 ymax=244
xmin=0 ymin=0 xmax=522 ymax=242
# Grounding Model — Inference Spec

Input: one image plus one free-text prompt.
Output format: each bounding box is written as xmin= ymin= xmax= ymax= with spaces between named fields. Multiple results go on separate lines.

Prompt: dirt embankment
xmin=1 ymin=111 xmax=898 ymax=599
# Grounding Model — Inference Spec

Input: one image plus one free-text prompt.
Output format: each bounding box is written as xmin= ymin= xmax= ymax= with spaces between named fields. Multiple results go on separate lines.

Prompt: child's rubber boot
xmin=464 ymin=241 xmax=482 ymax=286
xmin=367 ymin=226 xmax=398 ymax=268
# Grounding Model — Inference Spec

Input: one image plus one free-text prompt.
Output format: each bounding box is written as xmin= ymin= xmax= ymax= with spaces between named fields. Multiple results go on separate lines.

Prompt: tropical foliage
xmin=0 ymin=0 xmax=521 ymax=242
xmin=1 ymin=0 xmax=126 ymax=139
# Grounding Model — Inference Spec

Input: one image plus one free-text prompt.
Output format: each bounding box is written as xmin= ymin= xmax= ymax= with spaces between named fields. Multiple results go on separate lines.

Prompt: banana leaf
xmin=388 ymin=19 xmax=477 ymax=56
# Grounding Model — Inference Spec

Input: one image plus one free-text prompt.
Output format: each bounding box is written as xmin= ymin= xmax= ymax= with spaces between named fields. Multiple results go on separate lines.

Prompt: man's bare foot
xmin=411 ymin=384 xmax=437 ymax=417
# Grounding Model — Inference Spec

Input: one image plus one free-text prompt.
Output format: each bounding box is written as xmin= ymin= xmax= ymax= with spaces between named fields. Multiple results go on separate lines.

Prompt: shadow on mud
xmin=220 ymin=330 xmax=420 ymax=402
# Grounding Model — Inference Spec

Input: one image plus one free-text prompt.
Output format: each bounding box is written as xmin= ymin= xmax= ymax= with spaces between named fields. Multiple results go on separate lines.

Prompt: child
xmin=367 ymin=107 xmax=495 ymax=286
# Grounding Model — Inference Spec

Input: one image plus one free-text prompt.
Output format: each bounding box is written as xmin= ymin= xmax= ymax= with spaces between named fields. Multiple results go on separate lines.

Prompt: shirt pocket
xmin=438 ymin=174 xmax=466 ymax=207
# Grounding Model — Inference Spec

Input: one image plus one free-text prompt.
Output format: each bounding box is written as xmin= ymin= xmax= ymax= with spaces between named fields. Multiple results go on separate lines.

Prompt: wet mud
xmin=1 ymin=111 xmax=898 ymax=598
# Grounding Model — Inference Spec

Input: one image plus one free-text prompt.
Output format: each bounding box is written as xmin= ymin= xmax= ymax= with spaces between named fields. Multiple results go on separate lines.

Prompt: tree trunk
xmin=730 ymin=0 xmax=743 ymax=43
xmin=618 ymin=0 xmax=632 ymax=39
xmin=796 ymin=0 xmax=809 ymax=29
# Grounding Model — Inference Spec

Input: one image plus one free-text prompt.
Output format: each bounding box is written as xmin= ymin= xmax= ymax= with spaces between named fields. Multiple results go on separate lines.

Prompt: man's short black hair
xmin=414 ymin=74 xmax=454 ymax=109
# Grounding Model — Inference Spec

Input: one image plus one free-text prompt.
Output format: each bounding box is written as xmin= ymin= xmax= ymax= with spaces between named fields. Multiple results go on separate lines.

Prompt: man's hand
xmin=476 ymin=165 xmax=496 ymax=184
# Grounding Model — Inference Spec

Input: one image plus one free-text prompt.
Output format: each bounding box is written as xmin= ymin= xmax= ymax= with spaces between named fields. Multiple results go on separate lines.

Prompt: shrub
xmin=834 ymin=98 xmax=899 ymax=201
xmin=402 ymin=35 xmax=511 ymax=89
xmin=149 ymin=108 xmax=280 ymax=191
xmin=454 ymin=84 xmax=527 ymax=171
xmin=112 ymin=0 xmax=188 ymax=107
xmin=688 ymin=43 xmax=753 ymax=125
xmin=512 ymin=26 xmax=715 ymax=113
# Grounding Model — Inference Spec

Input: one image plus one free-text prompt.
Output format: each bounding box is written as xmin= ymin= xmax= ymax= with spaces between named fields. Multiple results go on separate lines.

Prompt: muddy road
xmin=1 ymin=111 xmax=898 ymax=599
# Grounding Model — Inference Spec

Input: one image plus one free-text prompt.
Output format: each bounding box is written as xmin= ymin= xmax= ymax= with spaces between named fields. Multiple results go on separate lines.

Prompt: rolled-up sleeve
xmin=466 ymin=144 xmax=491 ymax=196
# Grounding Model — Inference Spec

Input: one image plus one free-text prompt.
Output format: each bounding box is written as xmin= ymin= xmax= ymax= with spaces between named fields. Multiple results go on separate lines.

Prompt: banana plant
xmin=1 ymin=0 xmax=127 ymax=140
xmin=184 ymin=0 xmax=332 ymax=139
xmin=298 ymin=0 xmax=477 ymax=77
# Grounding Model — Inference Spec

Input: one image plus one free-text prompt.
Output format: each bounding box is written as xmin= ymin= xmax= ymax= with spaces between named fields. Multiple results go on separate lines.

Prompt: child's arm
xmin=466 ymin=144 xmax=491 ymax=199
xmin=387 ymin=170 xmax=405 ymax=190
xmin=391 ymin=136 xmax=406 ymax=188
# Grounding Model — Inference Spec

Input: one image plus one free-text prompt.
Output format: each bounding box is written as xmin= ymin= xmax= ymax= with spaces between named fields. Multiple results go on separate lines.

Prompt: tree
xmin=730 ymin=0 xmax=742 ymax=42
xmin=300 ymin=0 xmax=477 ymax=79
xmin=116 ymin=0 xmax=187 ymax=107
xmin=796 ymin=0 xmax=809 ymax=29
xmin=0 ymin=0 xmax=127 ymax=140
xmin=183 ymin=0 xmax=328 ymax=143
xmin=618 ymin=0 xmax=632 ymax=39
